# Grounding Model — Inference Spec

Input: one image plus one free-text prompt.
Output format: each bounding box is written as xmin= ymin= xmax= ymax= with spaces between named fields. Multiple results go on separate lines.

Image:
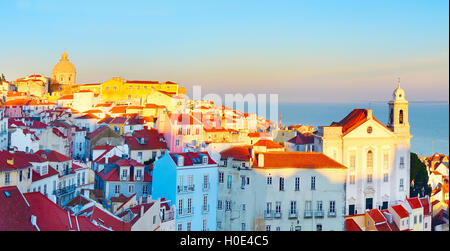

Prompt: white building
xmin=217 ymin=146 xmax=347 ymax=231
xmin=314 ymin=82 xmax=411 ymax=215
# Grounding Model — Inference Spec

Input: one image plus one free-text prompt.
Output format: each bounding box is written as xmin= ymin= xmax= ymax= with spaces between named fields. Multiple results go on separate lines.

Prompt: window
xmin=400 ymin=157 xmax=405 ymax=169
xmin=329 ymin=201 xmax=336 ymax=213
xmin=367 ymin=126 xmax=373 ymax=134
xmin=316 ymin=224 xmax=322 ymax=231
xmin=349 ymin=154 xmax=356 ymax=171
xmin=153 ymin=215 xmax=157 ymax=224
xmin=414 ymin=215 xmax=417 ymax=224
xmin=367 ymin=150 xmax=373 ymax=169
xmin=114 ymin=185 xmax=120 ymax=194
xmin=178 ymin=176 xmax=184 ymax=187
xmin=311 ymin=176 xmax=316 ymax=190
xmin=177 ymin=223 xmax=183 ymax=231
xmin=187 ymin=198 xmax=192 ymax=214
xmin=136 ymin=169 xmax=142 ymax=180
xmin=203 ymin=194 xmax=208 ymax=212
xmin=128 ymin=184 xmax=134 ymax=193
xmin=383 ymin=173 xmax=389 ymax=182
xmin=241 ymin=223 xmax=246 ymax=231
xmin=279 ymin=177 xmax=285 ymax=191
xmin=143 ymin=185 xmax=149 ymax=195
xmin=316 ymin=201 xmax=323 ymax=212
xmin=419 ymin=215 xmax=422 ymax=223
xmin=290 ymin=201 xmax=297 ymax=215
xmin=202 ymin=218 xmax=208 ymax=231
xmin=265 ymin=225 xmax=271 ymax=231
xmin=400 ymin=179 xmax=404 ymax=191
xmin=203 ymin=175 xmax=209 ymax=190
xmin=218 ymin=172 xmax=224 ymax=183
xmin=77 ymin=173 xmax=81 ymax=186
xmin=367 ymin=174 xmax=373 ymax=183
xmin=186 ymin=221 xmax=192 ymax=231
xmin=176 ymin=139 xmax=180 ymax=146
xmin=227 ymin=175 xmax=232 ymax=189
xmin=217 ymin=221 xmax=222 ymax=229
xmin=218 ymin=200 xmax=223 ymax=210
xmin=349 ymin=175 xmax=355 ymax=185
xmin=19 ymin=170 xmax=23 ymax=182
xmin=188 ymin=175 xmax=194 ymax=188
xmin=267 ymin=176 xmax=272 ymax=185
xmin=383 ymin=153 xmax=389 ymax=169
xmin=399 ymin=110 xmax=404 ymax=124
xmin=275 ymin=202 xmax=281 ymax=214
xmin=295 ymin=177 xmax=300 ymax=191
xmin=225 ymin=200 xmax=231 ymax=211
xmin=178 ymin=199 xmax=183 ymax=215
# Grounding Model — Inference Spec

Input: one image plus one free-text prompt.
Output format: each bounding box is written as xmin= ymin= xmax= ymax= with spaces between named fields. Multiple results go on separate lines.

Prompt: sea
xmin=275 ymin=102 xmax=449 ymax=157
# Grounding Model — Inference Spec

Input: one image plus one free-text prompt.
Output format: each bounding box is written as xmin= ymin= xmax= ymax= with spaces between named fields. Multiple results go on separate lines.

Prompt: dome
xmin=393 ymin=80 xmax=405 ymax=101
xmin=52 ymin=51 xmax=76 ymax=74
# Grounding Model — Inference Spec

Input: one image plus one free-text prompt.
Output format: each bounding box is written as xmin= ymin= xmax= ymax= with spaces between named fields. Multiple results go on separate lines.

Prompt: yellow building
xmin=99 ymin=77 xmax=179 ymax=105
xmin=50 ymin=51 xmax=77 ymax=95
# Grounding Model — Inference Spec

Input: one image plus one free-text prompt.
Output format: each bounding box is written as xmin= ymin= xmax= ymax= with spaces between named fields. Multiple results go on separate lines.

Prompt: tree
xmin=410 ymin=152 xmax=431 ymax=197
xmin=0 ymin=74 xmax=5 ymax=81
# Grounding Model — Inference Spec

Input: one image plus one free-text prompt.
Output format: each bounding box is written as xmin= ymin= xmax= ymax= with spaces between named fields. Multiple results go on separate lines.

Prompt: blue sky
xmin=0 ymin=0 xmax=448 ymax=102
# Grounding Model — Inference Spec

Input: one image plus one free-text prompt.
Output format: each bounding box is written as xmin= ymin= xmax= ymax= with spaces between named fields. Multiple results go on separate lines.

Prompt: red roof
xmin=117 ymin=202 xmax=155 ymax=226
xmin=368 ymin=209 xmax=386 ymax=224
xmin=0 ymin=150 xmax=33 ymax=171
xmin=220 ymin=146 xmax=252 ymax=161
xmin=330 ymin=109 xmax=391 ymax=135
xmin=375 ymin=222 xmax=392 ymax=231
xmin=126 ymin=80 xmax=159 ymax=84
xmin=419 ymin=198 xmax=432 ymax=216
xmin=78 ymin=205 xmax=131 ymax=231
xmin=32 ymin=166 xmax=59 ymax=182
xmin=124 ymin=129 xmax=168 ymax=150
xmin=115 ymin=159 xmax=145 ymax=167
xmin=345 ymin=218 xmax=362 ymax=231
xmin=35 ymin=150 xmax=71 ymax=162
xmin=0 ymin=186 xmax=37 ymax=231
xmin=287 ymin=133 xmax=315 ymax=145
xmin=407 ymin=197 xmax=422 ymax=209
xmin=170 ymin=152 xmax=217 ymax=167
xmin=253 ymin=139 xmax=284 ymax=149
xmin=86 ymin=126 xmax=109 ymax=139
xmin=253 ymin=152 xmax=347 ymax=169
xmin=391 ymin=205 xmax=409 ymax=218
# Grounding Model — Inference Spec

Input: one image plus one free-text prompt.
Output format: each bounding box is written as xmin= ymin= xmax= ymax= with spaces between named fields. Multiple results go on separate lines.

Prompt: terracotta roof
xmin=31 ymin=166 xmax=59 ymax=182
xmin=86 ymin=126 xmax=108 ymax=139
xmin=0 ymin=186 xmax=37 ymax=231
xmin=77 ymin=205 xmax=131 ymax=231
xmin=253 ymin=139 xmax=284 ymax=149
xmin=220 ymin=146 xmax=252 ymax=161
xmin=124 ymin=129 xmax=168 ymax=150
xmin=115 ymin=159 xmax=145 ymax=167
xmin=345 ymin=218 xmax=362 ymax=231
xmin=170 ymin=152 xmax=217 ymax=167
xmin=0 ymin=150 xmax=33 ymax=171
xmin=368 ymin=209 xmax=386 ymax=224
xmin=35 ymin=150 xmax=71 ymax=162
xmin=375 ymin=222 xmax=392 ymax=231
xmin=407 ymin=197 xmax=422 ymax=209
xmin=330 ymin=109 xmax=392 ymax=136
xmin=253 ymin=152 xmax=347 ymax=169
xmin=110 ymin=194 xmax=130 ymax=203
xmin=391 ymin=205 xmax=409 ymax=218
xmin=419 ymin=197 xmax=432 ymax=216
xmin=287 ymin=133 xmax=314 ymax=145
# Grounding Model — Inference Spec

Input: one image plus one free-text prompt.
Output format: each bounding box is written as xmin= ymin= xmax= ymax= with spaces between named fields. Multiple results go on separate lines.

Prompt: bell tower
xmin=388 ymin=79 xmax=410 ymax=136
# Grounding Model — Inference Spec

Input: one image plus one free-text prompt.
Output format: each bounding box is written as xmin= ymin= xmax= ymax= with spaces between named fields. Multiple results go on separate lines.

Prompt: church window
xmin=367 ymin=126 xmax=373 ymax=134
xmin=399 ymin=110 xmax=404 ymax=124
xmin=349 ymin=154 xmax=356 ymax=172
xmin=367 ymin=150 xmax=373 ymax=169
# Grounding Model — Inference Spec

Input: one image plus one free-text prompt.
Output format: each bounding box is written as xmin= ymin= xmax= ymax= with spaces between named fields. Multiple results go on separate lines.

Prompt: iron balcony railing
xmin=54 ymin=185 xmax=76 ymax=196
xmin=274 ymin=211 xmax=282 ymax=219
xmin=264 ymin=210 xmax=274 ymax=219
xmin=161 ymin=211 xmax=175 ymax=222
xmin=328 ymin=211 xmax=336 ymax=217
xmin=304 ymin=210 xmax=313 ymax=218
xmin=288 ymin=211 xmax=298 ymax=219
xmin=177 ymin=185 xmax=195 ymax=194
xmin=314 ymin=210 xmax=324 ymax=218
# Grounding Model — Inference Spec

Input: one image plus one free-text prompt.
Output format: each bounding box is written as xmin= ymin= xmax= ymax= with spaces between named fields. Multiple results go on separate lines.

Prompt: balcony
xmin=177 ymin=185 xmax=195 ymax=194
xmin=304 ymin=210 xmax=313 ymax=218
xmin=314 ymin=210 xmax=324 ymax=218
xmin=178 ymin=207 xmax=194 ymax=218
xmin=274 ymin=212 xmax=282 ymax=219
xmin=328 ymin=211 xmax=336 ymax=217
xmin=54 ymin=185 xmax=76 ymax=196
xmin=264 ymin=210 xmax=274 ymax=219
xmin=202 ymin=182 xmax=210 ymax=192
xmin=288 ymin=211 xmax=298 ymax=219
xmin=161 ymin=211 xmax=175 ymax=223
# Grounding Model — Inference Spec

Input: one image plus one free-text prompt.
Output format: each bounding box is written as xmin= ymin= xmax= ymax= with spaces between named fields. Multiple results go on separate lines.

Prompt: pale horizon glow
xmin=0 ymin=0 xmax=448 ymax=102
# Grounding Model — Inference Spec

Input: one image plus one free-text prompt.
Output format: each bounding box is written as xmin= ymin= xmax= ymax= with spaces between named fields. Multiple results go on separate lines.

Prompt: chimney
xmin=258 ymin=153 xmax=264 ymax=168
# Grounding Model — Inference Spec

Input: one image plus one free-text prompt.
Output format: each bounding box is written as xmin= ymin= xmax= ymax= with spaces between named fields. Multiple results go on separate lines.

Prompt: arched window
xmin=399 ymin=110 xmax=404 ymax=124
xmin=367 ymin=150 xmax=373 ymax=169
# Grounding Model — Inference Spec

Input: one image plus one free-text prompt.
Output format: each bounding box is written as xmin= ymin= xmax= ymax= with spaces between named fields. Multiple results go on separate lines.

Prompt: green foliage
xmin=144 ymin=157 xmax=156 ymax=165
xmin=410 ymin=152 xmax=431 ymax=197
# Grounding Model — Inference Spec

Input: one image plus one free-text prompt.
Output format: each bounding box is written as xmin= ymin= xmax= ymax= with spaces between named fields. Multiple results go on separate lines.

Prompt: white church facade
xmin=313 ymin=82 xmax=411 ymax=215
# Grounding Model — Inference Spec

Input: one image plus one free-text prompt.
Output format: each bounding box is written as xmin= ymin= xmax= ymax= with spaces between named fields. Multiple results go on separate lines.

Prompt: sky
xmin=0 ymin=0 xmax=448 ymax=103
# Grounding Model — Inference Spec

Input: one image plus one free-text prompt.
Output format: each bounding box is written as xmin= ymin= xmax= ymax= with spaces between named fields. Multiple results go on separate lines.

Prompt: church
xmin=50 ymin=51 xmax=77 ymax=95
xmin=313 ymin=82 xmax=411 ymax=215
